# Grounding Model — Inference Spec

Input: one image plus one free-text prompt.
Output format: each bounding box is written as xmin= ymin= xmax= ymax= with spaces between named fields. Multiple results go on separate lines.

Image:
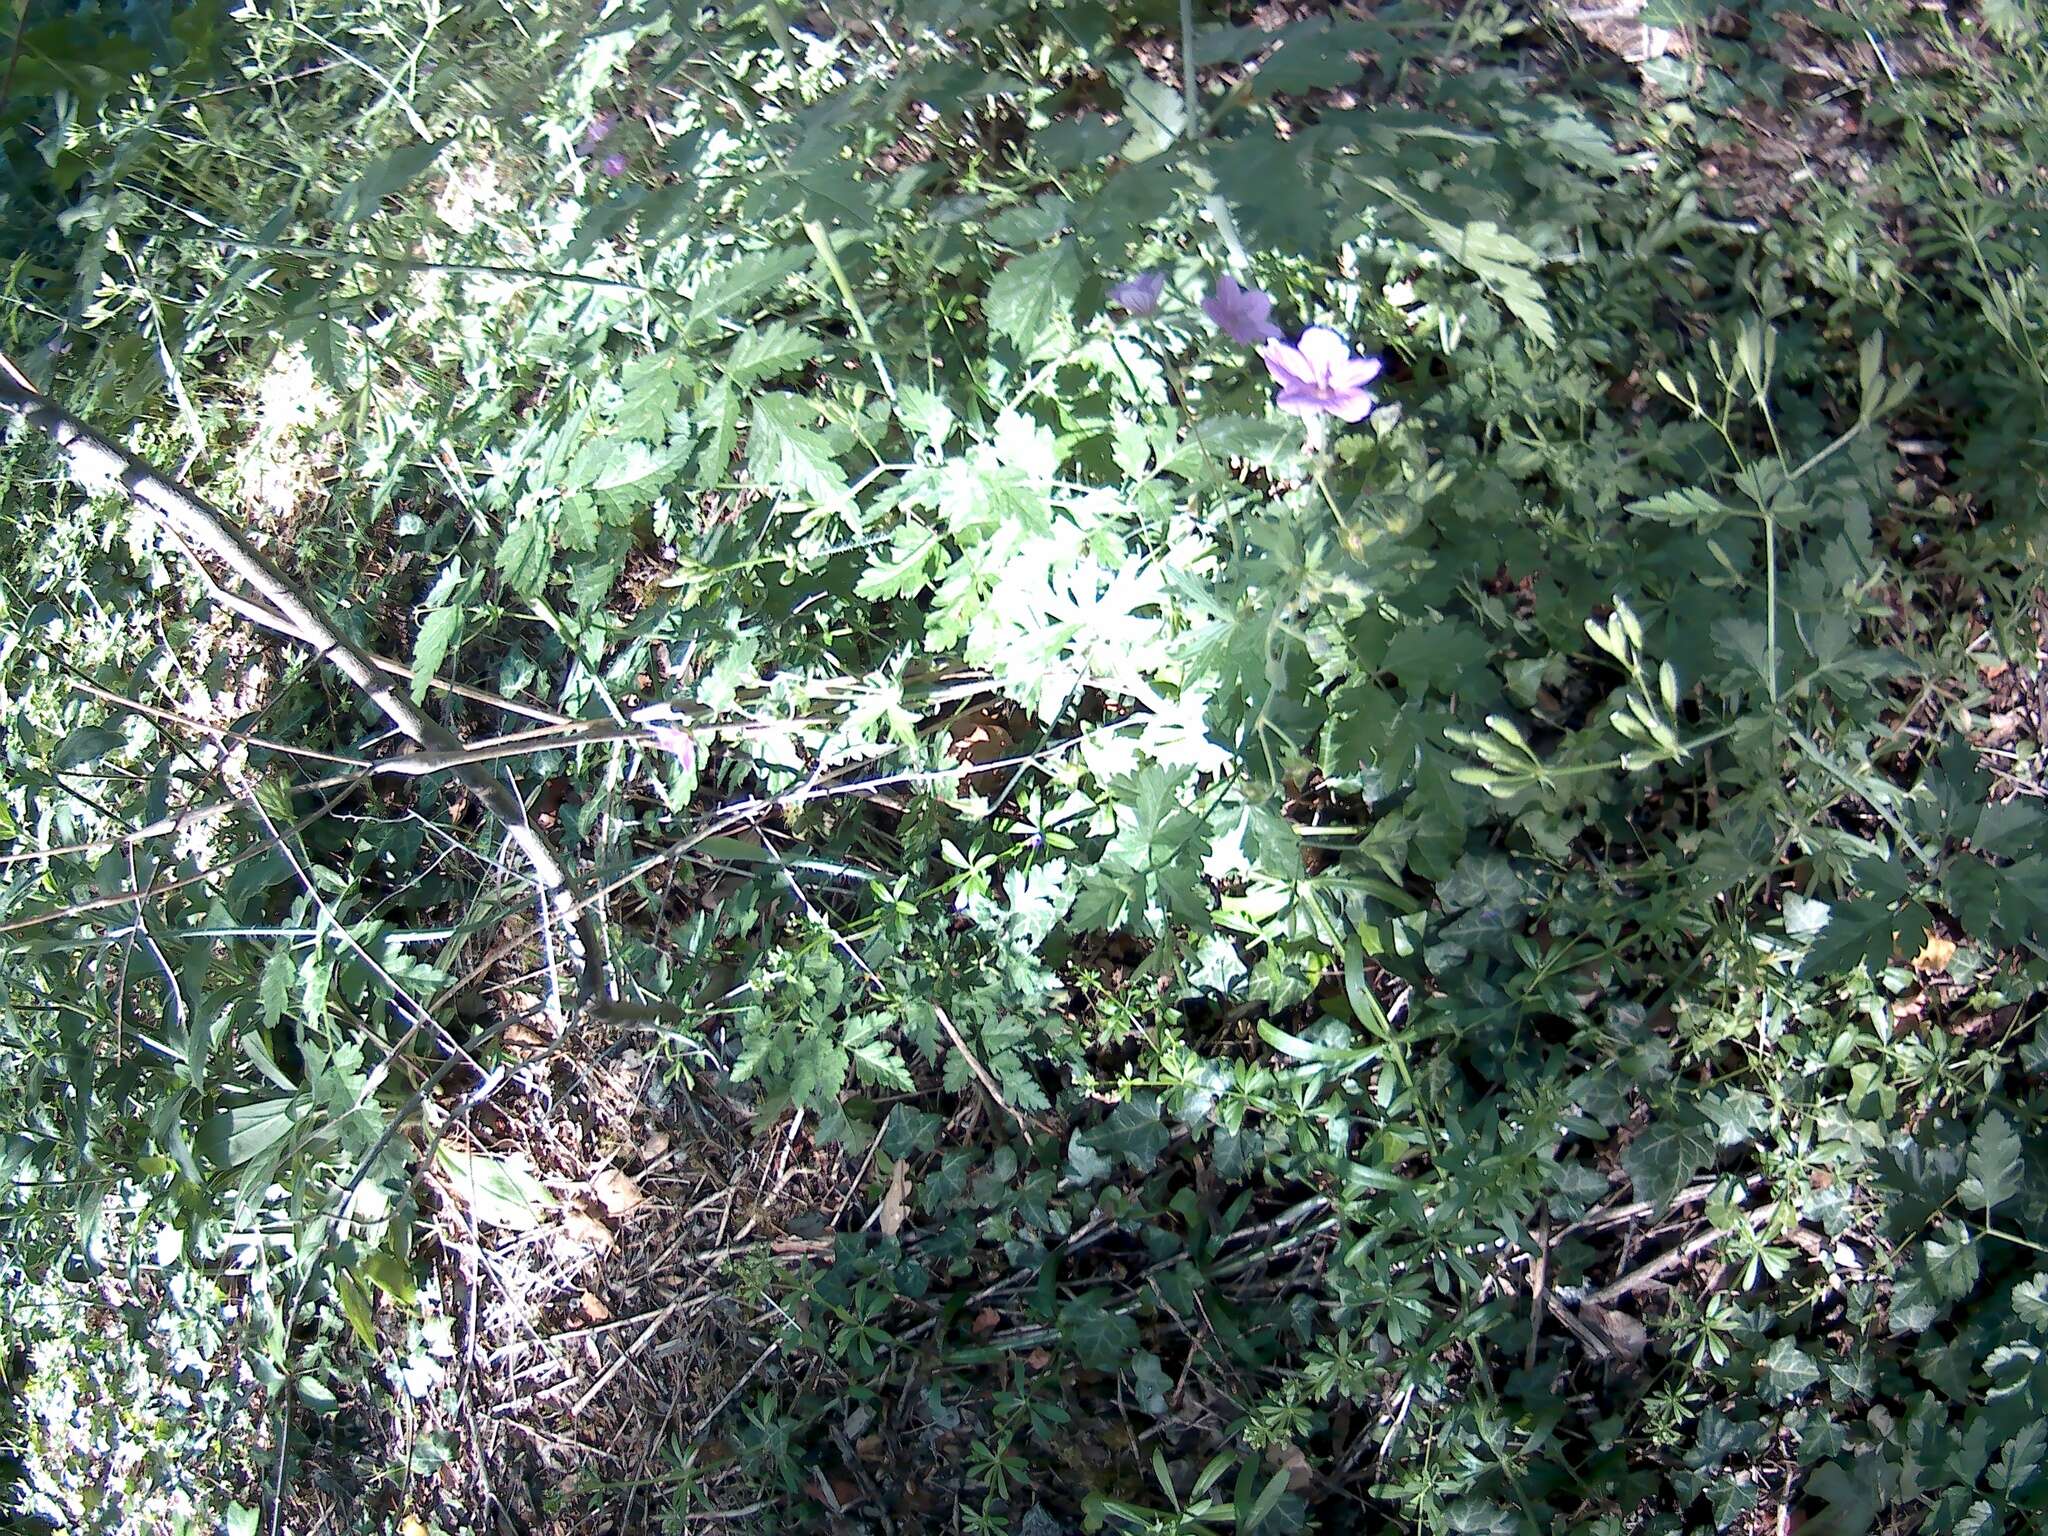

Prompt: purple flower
xmin=598 ymin=151 xmax=630 ymax=178
xmin=1259 ymin=328 xmax=1383 ymax=422
xmin=580 ymin=112 xmax=618 ymax=152
xmin=647 ymin=723 xmax=696 ymax=770
xmin=1109 ymin=270 xmax=1167 ymax=316
xmin=1202 ymin=273 xmax=1282 ymax=345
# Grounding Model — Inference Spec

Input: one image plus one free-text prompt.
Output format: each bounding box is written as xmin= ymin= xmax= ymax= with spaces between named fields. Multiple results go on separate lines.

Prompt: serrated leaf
xmin=724 ymin=321 xmax=814 ymax=387
xmin=856 ymin=523 xmax=943 ymax=600
xmin=849 ymin=1036 xmax=914 ymax=1092
xmin=613 ymin=353 xmax=684 ymax=439
xmin=495 ymin=514 xmax=549 ymax=597
xmin=896 ymin=384 xmax=955 ymax=445
xmin=1418 ymin=215 xmax=1555 ymax=346
xmin=1990 ymin=1421 xmax=2046 ymax=1493
xmin=1627 ymin=487 xmax=1738 ymax=527
xmin=332 ymin=137 xmax=448 ymax=225
xmin=1960 ymin=1110 xmax=2022 ymax=1212
xmin=1118 ymin=71 xmax=1186 ymax=162
xmin=746 ymin=393 xmax=850 ymax=508
xmin=260 ymin=948 xmax=294 ymax=1027
xmin=685 ymin=245 xmax=811 ymax=332
xmin=1924 ymin=1223 xmax=1980 ymax=1299
xmin=297 ymin=1375 xmax=340 ymax=1414
xmin=410 ymin=603 xmax=463 ymax=704
xmin=986 ymin=240 xmax=1082 ymax=360
xmin=2016 ymin=1272 xmax=2048 ymax=1329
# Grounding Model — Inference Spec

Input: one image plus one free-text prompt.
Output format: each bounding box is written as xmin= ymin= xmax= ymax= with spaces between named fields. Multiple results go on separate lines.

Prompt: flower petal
xmin=1259 ymin=339 xmax=1314 ymax=391
xmin=1273 ymin=388 xmax=1330 ymax=419
xmin=1205 ymin=274 xmax=1282 ymax=344
xmin=1111 ymin=271 xmax=1167 ymax=315
xmin=1338 ymin=356 xmax=1384 ymax=388
xmin=1293 ymin=327 xmax=1353 ymax=375
xmin=1325 ymin=388 xmax=1376 ymax=423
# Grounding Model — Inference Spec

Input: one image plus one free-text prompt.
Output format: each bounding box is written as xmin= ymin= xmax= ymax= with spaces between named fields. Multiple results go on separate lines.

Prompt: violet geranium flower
xmin=1109 ymin=270 xmax=1167 ymax=316
xmin=1202 ymin=273 xmax=1283 ymax=345
xmin=1259 ymin=328 xmax=1383 ymax=422
xmin=598 ymin=151 xmax=630 ymax=178
xmin=580 ymin=112 xmax=619 ymax=152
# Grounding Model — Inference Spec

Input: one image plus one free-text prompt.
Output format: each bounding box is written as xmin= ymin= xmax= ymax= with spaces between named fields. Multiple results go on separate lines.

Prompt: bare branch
xmin=0 ymin=356 xmax=614 ymax=1006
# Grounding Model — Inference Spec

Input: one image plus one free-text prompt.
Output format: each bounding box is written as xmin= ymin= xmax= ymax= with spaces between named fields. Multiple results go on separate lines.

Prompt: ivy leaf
xmin=1130 ymin=1351 xmax=1172 ymax=1415
xmin=1959 ymin=1109 xmax=2021 ymax=1212
xmin=1757 ymin=1337 xmax=1820 ymax=1404
xmin=1620 ymin=1116 xmax=1714 ymax=1215
xmin=1065 ymin=1130 xmax=1114 ymax=1185
xmin=985 ymin=240 xmax=1082 ymax=360
xmin=1057 ymin=1295 xmax=1138 ymax=1363
xmin=1800 ymin=1461 xmax=1879 ymax=1536
xmin=1084 ymin=1099 xmax=1170 ymax=1172
xmin=746 ymin=393 xmax=850 ymax=508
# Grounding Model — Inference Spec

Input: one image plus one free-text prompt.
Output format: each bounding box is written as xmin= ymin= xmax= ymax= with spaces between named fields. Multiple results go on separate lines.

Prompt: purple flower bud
xmin=1201 ymin=273 xmax=1282 ymax=345
xmin=1258 ymin=328 xmax=1383 ymax=422
xmin=580 ymin=111 xmax=618 ymax=152
xmin=1109 ymin=270 xmax=1167 ymax=316
xmin=599 ymin=151 xmax=630 ymax=178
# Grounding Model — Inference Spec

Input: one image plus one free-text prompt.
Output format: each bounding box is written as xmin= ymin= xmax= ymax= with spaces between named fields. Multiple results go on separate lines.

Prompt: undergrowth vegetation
xmin=6 ymin=0 xmax=2048 ymax=1532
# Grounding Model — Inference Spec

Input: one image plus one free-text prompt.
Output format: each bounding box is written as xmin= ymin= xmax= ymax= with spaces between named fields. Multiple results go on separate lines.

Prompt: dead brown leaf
xmin=879 ymin=1158 xmax=911 ymax=1237
xmin=590 ymin=1168 xmax=646 ymax=1217
xmin=578 ymin=1290 xmax=612 ymax=1322
xmin=1913 ymin=933 xmax=1958 ymax=973
xmin=1580 ymin=1300 xmax=1650 ymax=1362
xmin=559 ymin=1208 xmax=615 ymax=1252
xmin=1265 ymin=1440 xmax=1313 ymax=1492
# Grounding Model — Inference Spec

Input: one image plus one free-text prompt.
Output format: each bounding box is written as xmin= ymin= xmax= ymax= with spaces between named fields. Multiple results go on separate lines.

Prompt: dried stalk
xmin=0 ymin=356 xmax=613 ymax=1006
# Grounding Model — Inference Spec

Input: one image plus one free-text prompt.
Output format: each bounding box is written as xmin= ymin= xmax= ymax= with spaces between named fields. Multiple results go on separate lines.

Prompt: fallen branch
xmin=0 ymin=354 xmax=613 ymax=1007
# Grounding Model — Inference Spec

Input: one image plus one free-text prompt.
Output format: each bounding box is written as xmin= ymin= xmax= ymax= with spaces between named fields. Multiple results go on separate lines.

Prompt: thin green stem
xmin=803 ymin=218 xmax=897 ymax=402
